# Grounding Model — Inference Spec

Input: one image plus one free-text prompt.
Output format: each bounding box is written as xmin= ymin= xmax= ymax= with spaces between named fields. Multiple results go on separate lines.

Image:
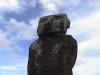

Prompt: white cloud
xmin=0 ymin=15 xmax=6 ymax=24
xmin=89 ymin=0 xmax=100 ymax=10
xmin=0 ymin=0 xmax=40 ymax=14
xmin=62 ymin=0 xmax=81 ymax=6
xmin=28 ymin=0 xmax=38 ymax=7
xmin=68 ymin=10 xmax=100 ymax=75
xmin=39 ymin=0 xmax=57 ymax=12
xmin=0 ymin=30 xmax=12 ymax=50
xmin=69 ymin=10 xmax=100 ymax=37
xmin=39 ymin=0 xmax=64 ymax=15
xmin=73 ymin=56 xmax=100 ymax=75
xmin=79 ymin=35 xmax=100 ymax=52
xmin=0 ymin=63 xmax=27 ymax=70
xmin=1 ymin=66 xmax=17 ymax=70
xmin=0 ymin=0 xmax=24 ymax=13
xmin=68 ymin=0 xmax=80 ymax=5
xmin=38 ymin=0 xmax=81 ymax=16
xmin=5 ymin=18 xmax=38 ymax=41
xmin=68 ymin=10 xmax=100 ymax=52
xmin=0 ymin=14 xmax=39 ymax=51
xmin=8 ymin=52 xmax=20 ymax=58
xmin=0 ymin=58 xmax=27 ymax=71
xmin=0 ymin=28 xmax=25 ymax=51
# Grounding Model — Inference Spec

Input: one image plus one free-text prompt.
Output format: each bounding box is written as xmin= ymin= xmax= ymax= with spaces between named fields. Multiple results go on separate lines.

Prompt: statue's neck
xmin=39 ymin=33 xmax=66 ymax=39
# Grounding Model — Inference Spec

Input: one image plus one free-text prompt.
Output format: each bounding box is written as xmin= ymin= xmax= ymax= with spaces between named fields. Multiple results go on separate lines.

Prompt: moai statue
xmin=28 ymin=14 xmax=77 ymax=75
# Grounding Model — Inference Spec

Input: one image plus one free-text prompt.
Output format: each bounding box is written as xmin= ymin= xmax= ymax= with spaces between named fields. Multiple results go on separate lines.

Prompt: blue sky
xmin=0 ymin=0 xmax=100 ymax=75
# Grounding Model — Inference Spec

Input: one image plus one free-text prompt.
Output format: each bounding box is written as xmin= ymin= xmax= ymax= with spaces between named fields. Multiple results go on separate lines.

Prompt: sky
xmin=0 ymin=0 xmax=100 ymax=75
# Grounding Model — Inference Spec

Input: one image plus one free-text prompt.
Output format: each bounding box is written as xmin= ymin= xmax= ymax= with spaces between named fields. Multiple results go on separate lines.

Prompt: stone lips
xmin=37 ymin=14 xmax=70 ymax=36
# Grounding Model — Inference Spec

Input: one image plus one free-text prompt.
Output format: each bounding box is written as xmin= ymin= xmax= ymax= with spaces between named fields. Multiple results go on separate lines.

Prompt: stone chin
xmin=37 ymin=13 xmax=70 ymax=36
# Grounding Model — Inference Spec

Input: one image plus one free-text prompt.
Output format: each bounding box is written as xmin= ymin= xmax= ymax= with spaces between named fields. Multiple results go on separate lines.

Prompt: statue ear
xmin=66 ymin=18 xmax=70 ymax=28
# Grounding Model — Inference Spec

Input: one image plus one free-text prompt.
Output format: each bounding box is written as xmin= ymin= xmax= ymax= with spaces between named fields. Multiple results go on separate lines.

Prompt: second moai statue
xmin=28 ymin=14 xmax=77 ymax=75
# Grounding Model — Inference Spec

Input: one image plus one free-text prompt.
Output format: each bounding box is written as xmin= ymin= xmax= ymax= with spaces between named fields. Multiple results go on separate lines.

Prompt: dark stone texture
xmin=28 ymin=14 xmax=77 ymax=75
xmin=37 ymin=14 xmax=70 ymax=36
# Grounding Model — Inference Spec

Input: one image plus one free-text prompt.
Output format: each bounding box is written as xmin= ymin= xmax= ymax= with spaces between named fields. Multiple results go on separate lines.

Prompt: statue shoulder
xmin=29 ymin=39 xmax=39 ymax=50
xmin=66 ymin=35 xmax=77 ymax=44
xmin=63 ymin=35 xmax=77 ymax=47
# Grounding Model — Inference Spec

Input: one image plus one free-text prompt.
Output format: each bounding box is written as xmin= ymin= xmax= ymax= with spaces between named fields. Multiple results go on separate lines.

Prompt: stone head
xmin=37 ymin=14 xmax=70 ymax=36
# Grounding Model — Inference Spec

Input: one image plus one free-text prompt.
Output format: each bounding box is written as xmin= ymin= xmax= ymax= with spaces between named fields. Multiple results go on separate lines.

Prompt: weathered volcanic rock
xmin=28 ymin=14 xmax=77 ymax=75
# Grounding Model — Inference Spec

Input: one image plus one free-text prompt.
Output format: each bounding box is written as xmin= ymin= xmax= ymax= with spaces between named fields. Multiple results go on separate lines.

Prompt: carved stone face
xmin=37 ymin=14 xmax=70 ymax=36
